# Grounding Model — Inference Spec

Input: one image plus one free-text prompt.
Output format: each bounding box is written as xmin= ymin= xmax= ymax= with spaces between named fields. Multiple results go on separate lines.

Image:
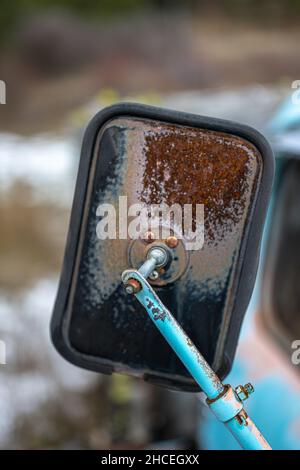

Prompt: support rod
xmin=121 ymin=268 xmax=271 ymax=450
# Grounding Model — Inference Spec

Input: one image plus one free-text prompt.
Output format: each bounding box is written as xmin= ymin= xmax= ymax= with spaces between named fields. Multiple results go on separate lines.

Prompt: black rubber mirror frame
xmin=51 ymin=102 xmax=274 ymax=391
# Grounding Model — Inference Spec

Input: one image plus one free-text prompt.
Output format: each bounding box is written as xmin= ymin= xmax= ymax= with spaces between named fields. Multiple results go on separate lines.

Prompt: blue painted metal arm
xmin=122 ymin=269 xmax=271 ymax=450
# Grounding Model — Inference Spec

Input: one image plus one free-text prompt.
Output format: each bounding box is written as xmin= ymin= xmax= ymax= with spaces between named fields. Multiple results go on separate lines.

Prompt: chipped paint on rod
xmin=121 ymin=269 xmax=271 ymax=450
xmin=226 ymin=413 xmax=271 ymax=450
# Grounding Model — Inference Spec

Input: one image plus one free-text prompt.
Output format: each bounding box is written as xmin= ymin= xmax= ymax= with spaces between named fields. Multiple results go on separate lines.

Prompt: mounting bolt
xmin=124 ymin=278 xmax=142 ymax=294
xmin=149 ymin=270 xmax=159 ymax=281
xmin=166 ymin=236 xmax=178 ymax=249
xmin=235 ymin=383 xmax=254 ymax=401
xmin=147 ymin=245 xmax=170 ymax=268
xmin=142 ymin=231 xmax=155 ymax=244
xmin=125 ymin=285 xmax=134 ymax=294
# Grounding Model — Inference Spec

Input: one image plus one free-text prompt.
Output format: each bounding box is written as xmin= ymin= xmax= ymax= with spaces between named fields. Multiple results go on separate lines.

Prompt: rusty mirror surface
xmin=51 ymin=103 xmax=274 ymax=392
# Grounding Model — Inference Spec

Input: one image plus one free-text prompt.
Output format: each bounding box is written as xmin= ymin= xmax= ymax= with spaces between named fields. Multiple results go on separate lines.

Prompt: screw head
xmin=166 ymin=236 xmax=178 ymax=248
xmin=149 ymin=270 xmax=159 ymax=280
xmin=142 ymin=231 xmax=155 ymax=244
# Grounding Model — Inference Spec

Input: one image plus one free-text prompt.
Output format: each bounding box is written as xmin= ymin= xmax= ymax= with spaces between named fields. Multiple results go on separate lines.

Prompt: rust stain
xmin=79 ymin=117 xmax=262 ymax=333
xmin=235 ymin=409 xmax=249 ymax=426
xmin=140 ymin=124 xmax=258 ymax=242
xmin=146 ymin=298 xmax=168 ymax=322
xmin=245 ymin=416 xmax=272 ymax=448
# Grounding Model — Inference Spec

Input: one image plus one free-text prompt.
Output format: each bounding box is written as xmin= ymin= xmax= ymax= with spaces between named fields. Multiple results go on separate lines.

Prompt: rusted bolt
xmin=166 ymin=236 xmax=178 ymax=248
xmin=244 ymin=383 xmax=254 ymax=395
xmin=142 ymin=231 xmax=155 ymax=244
xmin=235 ymin=409 xmax=248 ymax=426
xmin=235 ymin=383 xmax=254 ymax=401
xmin=124 ymin=278 xmax=142 ymax=294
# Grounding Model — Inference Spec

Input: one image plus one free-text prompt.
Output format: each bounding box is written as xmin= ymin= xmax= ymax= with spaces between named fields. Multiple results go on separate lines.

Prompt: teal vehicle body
xmin=200 ymin=95 xmax=300 ymax=450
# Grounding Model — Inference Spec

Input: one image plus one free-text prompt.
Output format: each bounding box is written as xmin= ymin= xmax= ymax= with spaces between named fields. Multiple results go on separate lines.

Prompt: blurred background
xmin=0 ymin=0 xmax=300 ymax=449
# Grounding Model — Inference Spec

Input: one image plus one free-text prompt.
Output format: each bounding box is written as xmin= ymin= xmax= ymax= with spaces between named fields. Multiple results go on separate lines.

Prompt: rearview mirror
xmin=51 ymin=103 xmax=274 ymax=391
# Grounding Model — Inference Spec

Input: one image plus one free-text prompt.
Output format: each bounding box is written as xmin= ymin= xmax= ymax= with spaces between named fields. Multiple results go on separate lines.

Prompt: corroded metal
xmin=123 ymin=278 xmax=141 ymax=294
xmin=207 ymin=384 xmax=243 ymax=422
xmin=68 ymin=116 xmax=263 ymax=389
xmin=140 ymin=121 xmax=261 ymax=244
xmin=85 ymin=117 xmax=262 ymax=312
xmin=226 ymin=411 xmax=271 ymax=450
xmin=142 ymin=231 xmax=156 ymax=244
xmin=166 ymin=236 xmax=179 ymax=249
xmin=235 ymin=383 xmax=255 ymax=401
xmin=128 ymin=235 xmax=189 ymax=287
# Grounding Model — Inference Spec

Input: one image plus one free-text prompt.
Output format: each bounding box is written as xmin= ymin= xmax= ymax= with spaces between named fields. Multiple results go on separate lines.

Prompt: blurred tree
xmin=1 ymin=0 xmax=300 ymax=44
xmin=0 ymin=0 xmax=151 ymax=43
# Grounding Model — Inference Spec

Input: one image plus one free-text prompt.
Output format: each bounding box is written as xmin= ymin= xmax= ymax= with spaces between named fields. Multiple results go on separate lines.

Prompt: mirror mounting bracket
xmin=121 ymin=267 xmax=271 ymax=451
